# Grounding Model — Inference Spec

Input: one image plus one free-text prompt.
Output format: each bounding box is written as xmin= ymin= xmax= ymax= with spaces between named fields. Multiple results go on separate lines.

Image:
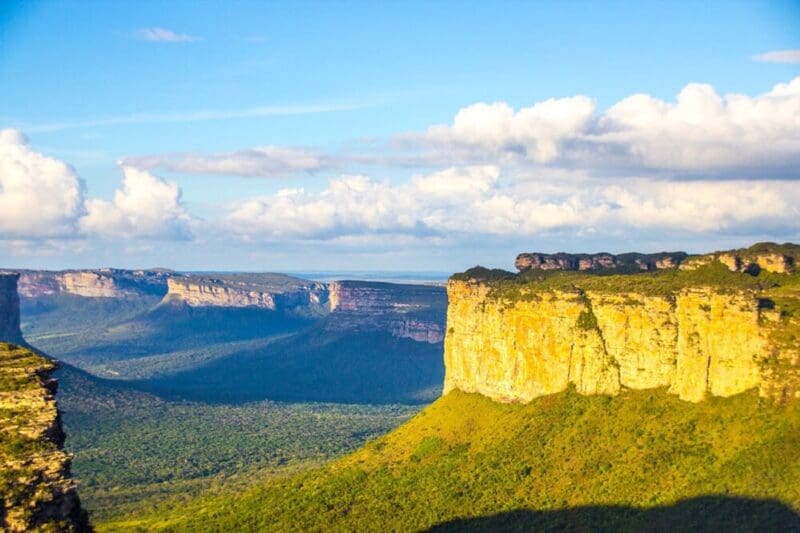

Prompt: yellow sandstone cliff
xmin=444 ymin=248 xmax=800 ymax=404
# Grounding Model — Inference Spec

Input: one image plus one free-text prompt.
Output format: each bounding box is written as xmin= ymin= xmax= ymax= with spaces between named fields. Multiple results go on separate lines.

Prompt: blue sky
xmin=1 ymin=1 xmax=799 ymax=271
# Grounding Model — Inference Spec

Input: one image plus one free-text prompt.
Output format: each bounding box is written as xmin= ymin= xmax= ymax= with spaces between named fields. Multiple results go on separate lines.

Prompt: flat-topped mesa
xmin=327 ymin=281 xmax=446 ymax=343
xmin=163 ymin=273 xmax=329 ymax=313
xmin=17 ymin=268 xmax=172 ymax=298
xmin=0 ymin=343 xmax=90 ymax=531
xmin=445 ymin=242 xmax=800 ymax=405
xmin=0 ymin=273 xmax=23 ymax=344
xmin=515 ymin=251 xmax=688 ymax=273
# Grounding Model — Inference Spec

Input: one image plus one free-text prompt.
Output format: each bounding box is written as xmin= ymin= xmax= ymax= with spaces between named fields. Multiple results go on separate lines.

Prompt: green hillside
xmin=120 ymin=387 xmax=800 ymax=532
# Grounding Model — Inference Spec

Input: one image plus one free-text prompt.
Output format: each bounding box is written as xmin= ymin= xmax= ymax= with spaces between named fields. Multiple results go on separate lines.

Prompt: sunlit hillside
xmin=99 ymin=388 xmax=800 ymax=531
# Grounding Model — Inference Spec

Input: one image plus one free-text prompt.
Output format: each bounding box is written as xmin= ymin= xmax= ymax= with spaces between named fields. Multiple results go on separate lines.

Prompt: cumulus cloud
xmin=407 ymin=77 xmax=800 ymax=179
xmin=136 ymin=27 xmax=201 ymax=42
xmin=80 ymin=166 xmax=193 ymax=240
xmin=122 ymin=146 xmax=332 ymax=177
xmin=221 ymin=166 xmax=800 ymax=244
xmin=0 ymin=129 xmax=85 ymax=238
xmin=752 ymin=50 xmax=800 ymax=63
xmin=0 ymin=129 xmax=193 ymax=242
xmin=217 ymin=166 xmax=800 ymax=242
xmin=601 ymin=180 xmax=799 ymax=233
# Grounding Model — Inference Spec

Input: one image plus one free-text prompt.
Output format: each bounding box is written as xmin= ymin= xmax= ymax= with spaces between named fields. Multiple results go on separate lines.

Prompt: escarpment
xmin=327 ymin=281 xmax=446 ymax=343
xmin=445 ymin=243 xmax=800 ymax=404
xmin=17 ymin=269 xmax=171 ymax=298
xmin=162 ymin=274 xmax=329 ymax=314
xmin=0 ymin=343 xmax=90 ymax=532
xmin=0 ymin=274 xmax=23 ymax=344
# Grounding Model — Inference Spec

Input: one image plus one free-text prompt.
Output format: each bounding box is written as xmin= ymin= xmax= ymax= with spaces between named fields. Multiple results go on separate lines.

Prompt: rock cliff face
xmin=17 ymin=269 xmax=171 ymax=298
xmin=445 ymin=246 xmax=800 ymax=404
xmin=327 ymin=281 xmax=446 ymax=343
xmin=163 ymin=274 xmax=329 ymax=314
xmin=0 ymin=343 xmax=90 ymax=532
xmin=0 ymin=274 xmax=23 ymax=344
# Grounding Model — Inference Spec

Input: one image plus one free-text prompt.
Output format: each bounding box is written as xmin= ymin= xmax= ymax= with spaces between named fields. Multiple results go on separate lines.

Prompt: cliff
xmin=327 ymin=281 xmax=446 ymax=343
xmin=0 ymin=274 xmax=23 ymax=344
xmin=17 ymin=269 xmax=171 ymax=298
xmin=0 ymin=343 xmax=90 ymax=532
xmin=445 ymin=244 xmax=800 ymax=404
xmin=162 ymin=273 xmax=329 ymax=315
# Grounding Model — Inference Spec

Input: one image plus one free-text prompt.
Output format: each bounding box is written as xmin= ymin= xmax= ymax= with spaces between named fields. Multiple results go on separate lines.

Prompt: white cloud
xmin=409 ymin=77 xmax=800 ymax=179
xmin=0 ymin=130 xmax=194 ymax=242
xmin=122 ymin=146 xmax=331 ymax=177
xmin=136 ymin=27 xmax=201 ymax=42
xmin=0 ymin=129 xmax=85 ymax=238
xmin=424 ymin=96 xmax=595 ymax=163
xmin=80 ymin=166 xmax=193 ymax=240
xmin=221 ymin=166 xmax=800 ymax=244
xmin=752 ymin=50 xmax=800 ymax=63
xmin=601 ymin=180 xmax=799 ymax=232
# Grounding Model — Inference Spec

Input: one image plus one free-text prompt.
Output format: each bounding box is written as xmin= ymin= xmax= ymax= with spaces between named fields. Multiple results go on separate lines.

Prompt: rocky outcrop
xmin=163 ymin=274 xmax=329 ymax=315
xmin=0 ymin=343 xmax=90 ymax=532
xmin=445 ymin=246 xmax=800 ymax=404
xmin=515 ymin=251 xmax=688 ymax=273
xmin=681 ymin=243 xmax=798 ymax=274
xmin=17 ymin=269 xmax=171 ymax=298
xmin=327 ymin=281 xmax=446 ymax=343
xmin=0 ymin=274 xmax=23 ymax=344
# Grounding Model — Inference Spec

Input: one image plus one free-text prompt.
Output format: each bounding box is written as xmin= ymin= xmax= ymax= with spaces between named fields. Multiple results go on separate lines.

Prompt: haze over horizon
xmin=1 ymin=1 xmax=799 ymax=272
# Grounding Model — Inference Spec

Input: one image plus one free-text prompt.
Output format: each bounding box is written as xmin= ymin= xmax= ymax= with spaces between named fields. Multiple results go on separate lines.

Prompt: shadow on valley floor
xmin=427 ymin=496 xmax=800 ymax=532
xmin=133 ymin=328 xmax=444 ymax=405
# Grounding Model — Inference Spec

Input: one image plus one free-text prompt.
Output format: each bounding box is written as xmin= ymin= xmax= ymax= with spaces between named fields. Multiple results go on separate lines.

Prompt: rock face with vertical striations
xmin=445 ymin=243 xmax=800 ymax=404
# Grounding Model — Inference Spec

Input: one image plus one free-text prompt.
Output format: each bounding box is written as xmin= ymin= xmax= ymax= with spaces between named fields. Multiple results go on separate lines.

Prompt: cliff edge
xmin=445 ymin=243 xmax=800 ymax=404
xmin=0 ymin=343 xmax=90 ymax=532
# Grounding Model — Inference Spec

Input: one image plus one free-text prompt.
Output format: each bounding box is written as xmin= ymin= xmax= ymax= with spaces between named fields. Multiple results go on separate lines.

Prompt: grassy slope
xmin=140 ymin=388 xmax=800 ymax=532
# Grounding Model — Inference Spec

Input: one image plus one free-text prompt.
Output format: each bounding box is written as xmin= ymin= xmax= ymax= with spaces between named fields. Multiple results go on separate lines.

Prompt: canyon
xmin=15 ymin=268 xmax=446 ymax=345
